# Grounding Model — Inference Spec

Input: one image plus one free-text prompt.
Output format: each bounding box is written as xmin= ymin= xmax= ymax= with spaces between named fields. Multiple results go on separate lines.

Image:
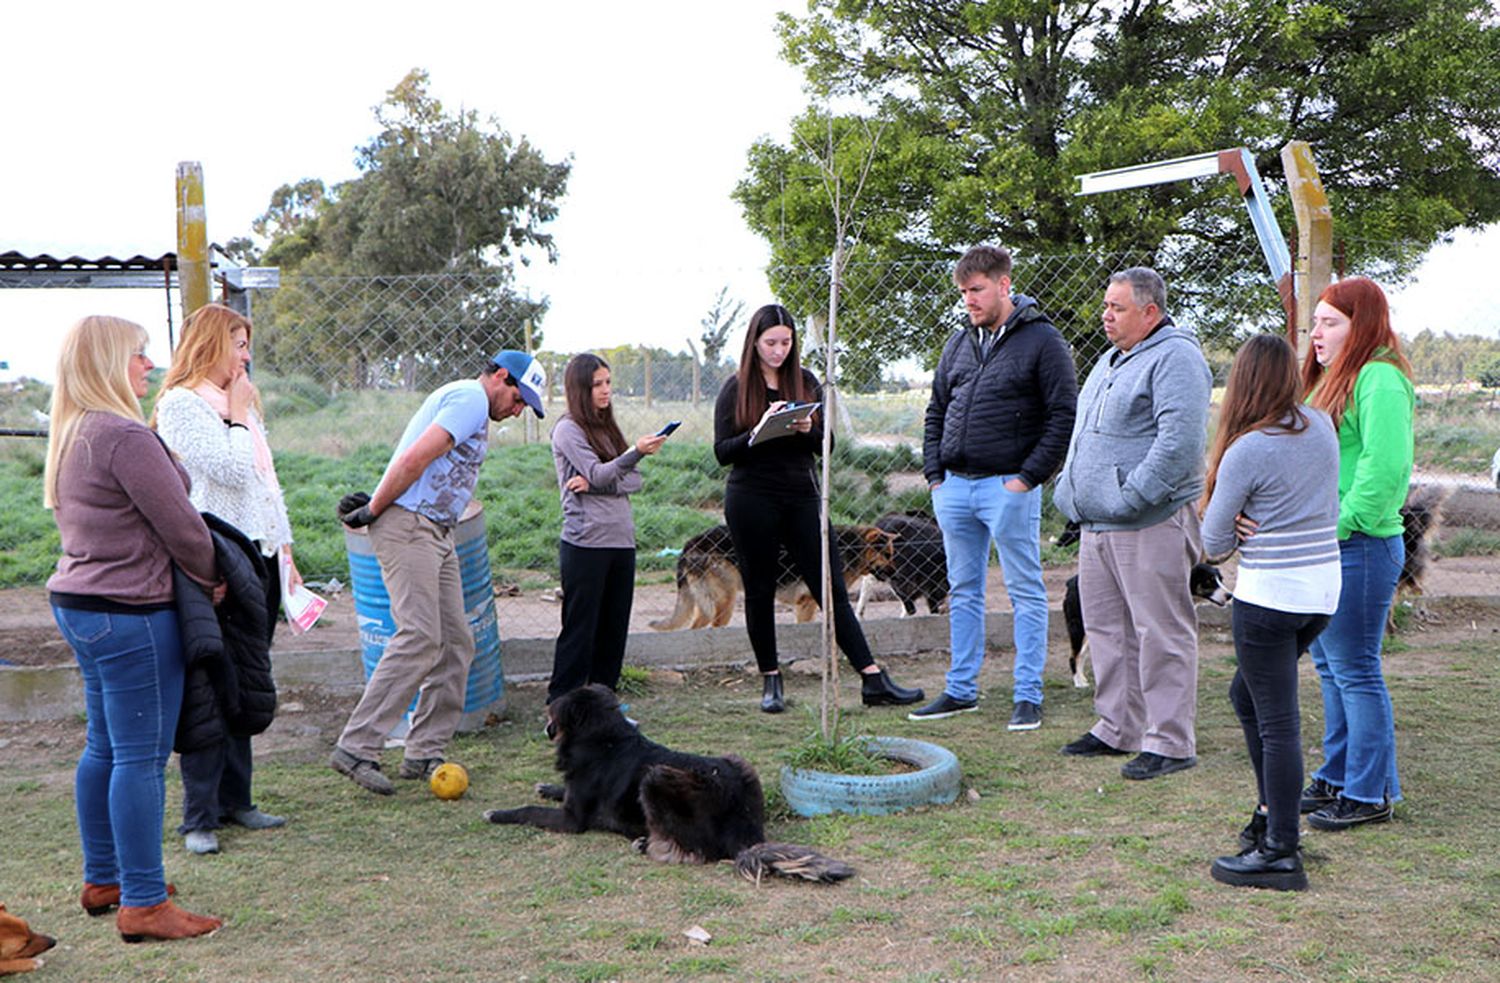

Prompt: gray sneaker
xmin=399 ymin=756 xmax=444 ymax=780
xmin=1007 ymin=701 xmax=1042 ymax=731
xmin=184 ymin=830 xmax=220 ymax=855
xmin=330 ymin=746 xmax=395 ymax=795
xmin=229 ymin=807 xmax=287 ymax=830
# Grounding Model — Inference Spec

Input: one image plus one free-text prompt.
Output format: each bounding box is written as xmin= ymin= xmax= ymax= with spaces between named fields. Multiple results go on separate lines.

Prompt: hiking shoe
xmin=906 ymin=693 xmax=978 ymax=721
xmin=228 ymin=807 xmax=286 ymax=830
xmin=1060 ymin=732 xmax=1128 ymax=757
xmin=1007 ymin=701 xmax=1042 ymax=731
xmin=399 ymin=756 xmax=444 ymax=780
xmin=1121 ymin=751 xmax=1198 ymax=780
xmin=330 ymin=746 xmax=395 ymax=795
xmin=184 ymin=830 xmax=219 ymax=855
xmin=1306 ymin=795 xmax=1393 ymax=831
xmin=1299 ymin=777 xmax=1342 ymax=814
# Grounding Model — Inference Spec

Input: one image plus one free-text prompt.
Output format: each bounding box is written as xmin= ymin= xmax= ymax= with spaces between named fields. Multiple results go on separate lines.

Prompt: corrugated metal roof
xmin=0 ymin=251 xmax=178 ymax=271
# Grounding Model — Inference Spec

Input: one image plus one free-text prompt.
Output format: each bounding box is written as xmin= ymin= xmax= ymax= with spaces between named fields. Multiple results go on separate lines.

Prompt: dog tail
xmin=734 ymin=842 xmax=854 ymax=884
xmin=1398 ymin=483 xmax=1450 ymax=594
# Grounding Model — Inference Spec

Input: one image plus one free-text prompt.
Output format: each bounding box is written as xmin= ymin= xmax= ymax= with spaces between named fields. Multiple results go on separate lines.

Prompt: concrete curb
xmin=1 ymin=602 xmax=1245 ymax=724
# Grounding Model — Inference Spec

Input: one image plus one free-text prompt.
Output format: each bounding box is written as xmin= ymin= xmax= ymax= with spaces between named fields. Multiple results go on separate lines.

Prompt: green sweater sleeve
xmin=1337 ymin=361 xmax=1414 ymax=539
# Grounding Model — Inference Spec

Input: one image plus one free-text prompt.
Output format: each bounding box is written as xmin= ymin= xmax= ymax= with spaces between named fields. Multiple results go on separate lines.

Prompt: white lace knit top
xmin=154 ymin=386 xmax=293 ymax=555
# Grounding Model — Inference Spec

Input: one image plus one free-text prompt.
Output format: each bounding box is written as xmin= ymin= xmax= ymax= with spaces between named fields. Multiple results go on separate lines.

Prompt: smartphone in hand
xmin=656 ymin=421 xmax=682 ymax=437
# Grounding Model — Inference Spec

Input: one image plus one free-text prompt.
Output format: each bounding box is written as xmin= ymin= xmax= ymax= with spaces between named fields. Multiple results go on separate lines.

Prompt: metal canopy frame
xmin=1077 ymin=148 xmax=1296 ymax=332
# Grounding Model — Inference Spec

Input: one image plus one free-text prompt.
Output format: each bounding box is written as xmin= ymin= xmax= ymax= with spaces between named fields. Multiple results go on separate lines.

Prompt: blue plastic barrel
xmin=344 ymin=500 xmax=505 ymax=737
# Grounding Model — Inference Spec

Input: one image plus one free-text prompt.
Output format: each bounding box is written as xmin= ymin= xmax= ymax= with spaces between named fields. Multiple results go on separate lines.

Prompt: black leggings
xmin=723 ymin=485 xmax=875 ymax=675
xmin=549 ymin=542 xmax=636 ymax=703
xmin=1228 ymin=599 xmax=1330 ymax=846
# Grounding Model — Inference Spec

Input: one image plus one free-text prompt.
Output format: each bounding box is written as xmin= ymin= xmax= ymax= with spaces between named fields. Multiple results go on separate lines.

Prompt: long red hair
xmin=1302 ymin=277 xmax=1412 ymax=425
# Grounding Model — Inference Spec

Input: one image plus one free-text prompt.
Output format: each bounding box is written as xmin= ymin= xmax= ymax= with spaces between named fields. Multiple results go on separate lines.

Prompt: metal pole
xmin=175 ymin=163 xmax=211 ymax=320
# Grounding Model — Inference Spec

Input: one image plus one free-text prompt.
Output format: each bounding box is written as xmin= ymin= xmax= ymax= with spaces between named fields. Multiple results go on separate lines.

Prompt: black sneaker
xmin=906 ymin=693 xmax=978 ymax=721
xmin=1299 ymin=777 xmax=1342 ymax=814
xmin=1007 ymin=701 xmax=1042 ymax=731
xmin=1121 ymin=751 xmax=1197 ymax=780
xmin=1306 ymin=795 xmax=1393 ymax=831
xmin=1060 ymin=732 xmax=1128 ymax=757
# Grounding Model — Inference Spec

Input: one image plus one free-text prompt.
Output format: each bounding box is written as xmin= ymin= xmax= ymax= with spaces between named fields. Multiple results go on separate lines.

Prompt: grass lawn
xmin=3 ymin=615 xmax=1497 ymax=981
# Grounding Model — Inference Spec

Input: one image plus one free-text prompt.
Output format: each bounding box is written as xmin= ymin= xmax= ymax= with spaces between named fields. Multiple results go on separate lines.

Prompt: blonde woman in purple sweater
xmin=44 ymin=316 xmax=224 ymax=942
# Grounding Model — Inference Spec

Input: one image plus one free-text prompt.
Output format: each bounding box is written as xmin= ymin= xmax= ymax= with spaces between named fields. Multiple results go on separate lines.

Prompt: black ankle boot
xmin=861 ymin=668 xmax=925 ymax=707
xmin=1210 ymin=838 xmax=1307 ymax=891
xmin=760 ymin=673 xmax=785 ymax=714
xmin=1237 ymin=808 xmax=1268 ymax=853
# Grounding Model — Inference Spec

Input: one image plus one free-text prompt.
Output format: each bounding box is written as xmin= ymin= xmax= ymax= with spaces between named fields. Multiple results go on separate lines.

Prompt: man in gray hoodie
xmin=1053 ymin=267 xmax=1212 ymax=780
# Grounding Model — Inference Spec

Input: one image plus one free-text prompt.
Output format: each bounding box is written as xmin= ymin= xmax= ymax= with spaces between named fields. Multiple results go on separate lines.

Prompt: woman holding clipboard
xmin=713 ymin=304 xmax=925 ymax=713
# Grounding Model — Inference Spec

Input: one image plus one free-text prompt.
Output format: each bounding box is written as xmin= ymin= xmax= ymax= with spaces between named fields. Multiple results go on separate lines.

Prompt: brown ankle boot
xmin=116 ymin=900 xmax=222 ymax=943
xmin=81 ymin=882 xmax=176 ymax=916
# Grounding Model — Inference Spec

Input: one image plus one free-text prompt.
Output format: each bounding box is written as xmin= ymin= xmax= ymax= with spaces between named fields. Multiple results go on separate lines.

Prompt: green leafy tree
xmin=736 ymin=0 xmax=1500 ymax=368
xmin=247 ymin=70 xmax=570 ymax=389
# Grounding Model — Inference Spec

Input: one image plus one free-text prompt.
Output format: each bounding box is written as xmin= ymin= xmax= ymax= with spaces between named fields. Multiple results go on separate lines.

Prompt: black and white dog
xmin=1062 ymin=563 xmax=1231 ymax=688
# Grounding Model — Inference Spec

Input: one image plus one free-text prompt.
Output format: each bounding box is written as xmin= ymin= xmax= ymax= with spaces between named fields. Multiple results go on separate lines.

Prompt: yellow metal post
xmin=175 ymin=162 xmax=212 ymax=319
xmin=1280 ymin=142 xmax=1333 ymax=358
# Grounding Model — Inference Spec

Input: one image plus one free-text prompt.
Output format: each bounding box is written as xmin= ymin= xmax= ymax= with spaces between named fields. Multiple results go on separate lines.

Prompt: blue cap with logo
xmin=491 ymin=350 xmax=546 ymax=418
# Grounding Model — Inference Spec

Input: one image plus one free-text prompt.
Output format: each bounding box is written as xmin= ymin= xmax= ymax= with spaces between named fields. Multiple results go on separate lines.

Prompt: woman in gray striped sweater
xmin=1199 ymin=334 xmax=1341 ymax=892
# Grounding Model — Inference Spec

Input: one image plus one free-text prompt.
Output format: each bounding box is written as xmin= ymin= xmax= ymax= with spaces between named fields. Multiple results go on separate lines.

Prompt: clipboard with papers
xmin=748 ymin=401 xmax=821 ymax=447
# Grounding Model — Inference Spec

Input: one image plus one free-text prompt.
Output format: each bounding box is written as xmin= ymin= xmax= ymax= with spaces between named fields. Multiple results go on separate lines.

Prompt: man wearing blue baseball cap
xmin=330 ymin=350 xmax=546 ymax=794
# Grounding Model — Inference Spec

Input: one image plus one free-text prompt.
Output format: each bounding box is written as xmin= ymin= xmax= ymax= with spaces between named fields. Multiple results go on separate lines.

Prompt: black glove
xmin=338 ymin=491 xmax=374 ymax=528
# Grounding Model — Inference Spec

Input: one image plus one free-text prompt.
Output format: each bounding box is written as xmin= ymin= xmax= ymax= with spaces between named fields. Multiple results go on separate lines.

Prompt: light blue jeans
xmin=931 ymin=474 xmax=1048 ymax=704
xmin=53 ymin=604 xmax=184 ymax=908
xmin=1308 ymin=533 xmax=1404 ymax=804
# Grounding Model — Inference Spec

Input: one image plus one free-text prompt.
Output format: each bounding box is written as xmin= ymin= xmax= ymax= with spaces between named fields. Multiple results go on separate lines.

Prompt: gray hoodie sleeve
xmin=1200 ymin=439 xmax=1257 ymax=561
xmin=1120 ymin=340 xmax=1211 ymax=514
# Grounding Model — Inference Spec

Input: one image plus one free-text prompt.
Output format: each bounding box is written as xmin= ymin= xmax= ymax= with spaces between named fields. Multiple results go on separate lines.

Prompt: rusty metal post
xmin=175 ymin=162 xmax=212 ymax=320
xmin=1280 ymin=142 xmax=1333 ymax=358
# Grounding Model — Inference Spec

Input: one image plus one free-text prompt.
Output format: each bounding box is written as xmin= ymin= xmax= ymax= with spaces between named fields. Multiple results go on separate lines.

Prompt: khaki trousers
xmin=1079 ymin=504 xmax=1202 ymax=758
xmin=337 ymin=506 xmax=474 ymax=760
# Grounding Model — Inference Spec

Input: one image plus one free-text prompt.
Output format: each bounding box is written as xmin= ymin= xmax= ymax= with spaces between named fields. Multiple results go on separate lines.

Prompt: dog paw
xmin=631 ymin=836 xmax=648 ymax=854
xmin=483 ymin=809 xmax=511 ymax=824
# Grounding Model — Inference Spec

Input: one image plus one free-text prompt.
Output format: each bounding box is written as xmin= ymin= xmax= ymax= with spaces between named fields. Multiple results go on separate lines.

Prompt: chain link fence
xmin=15 ymin=238 xmax=1487 ymax=644
xmin=226 ymin=241 xmax=1290 ymax=642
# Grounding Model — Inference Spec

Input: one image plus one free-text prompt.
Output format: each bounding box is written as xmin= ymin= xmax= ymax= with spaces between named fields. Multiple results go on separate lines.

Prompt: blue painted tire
xmin=780 ymin=736 xmax=962 ymax=817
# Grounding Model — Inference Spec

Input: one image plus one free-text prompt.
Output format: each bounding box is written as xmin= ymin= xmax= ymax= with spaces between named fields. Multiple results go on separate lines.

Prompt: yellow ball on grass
xmin=430 ymin=762 xmax=469 ymax=800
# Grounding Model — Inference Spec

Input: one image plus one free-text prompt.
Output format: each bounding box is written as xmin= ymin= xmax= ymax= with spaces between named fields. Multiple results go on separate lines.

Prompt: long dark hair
xmin=1302 ymin=277 xmax=1412 ymax=426
xmin=1200 ymin=333 xmax=1308 ymax=514
xmin=562 ymin=353 xmax=627 ymax=460
xmin=735 ymin=303 xmax=807 ymax=430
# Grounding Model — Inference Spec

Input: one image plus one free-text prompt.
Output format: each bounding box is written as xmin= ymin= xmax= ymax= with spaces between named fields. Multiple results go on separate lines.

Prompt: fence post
xmin=523 ymin=318 xmax=536 ymax=444
xmin=1281 ymin=141 xmax=1332 ymax=358
xmin=642 ymin=346 xmax=653 ymax=408
xmin=175 ymin=162 xmax=212 ymax=329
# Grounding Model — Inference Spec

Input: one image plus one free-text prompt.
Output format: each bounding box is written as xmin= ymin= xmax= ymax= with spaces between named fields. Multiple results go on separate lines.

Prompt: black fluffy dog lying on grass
xmin=484 ymin=685 xmax=853 ymax=884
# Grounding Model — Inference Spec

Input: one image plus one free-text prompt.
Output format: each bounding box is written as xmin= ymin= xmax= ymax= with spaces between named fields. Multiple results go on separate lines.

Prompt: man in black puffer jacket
xmin=910 ymin=245 xmax=1078 ymax=730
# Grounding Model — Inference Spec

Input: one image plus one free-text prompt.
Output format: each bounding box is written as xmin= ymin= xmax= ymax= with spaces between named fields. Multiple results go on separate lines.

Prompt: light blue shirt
xmin=389 ymin=380 xmax=490 ymax=526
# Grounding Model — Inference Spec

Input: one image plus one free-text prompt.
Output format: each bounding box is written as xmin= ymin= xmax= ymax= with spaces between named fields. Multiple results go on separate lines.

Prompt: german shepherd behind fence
xmin=649 ymin=524 xmax=897 ymax=630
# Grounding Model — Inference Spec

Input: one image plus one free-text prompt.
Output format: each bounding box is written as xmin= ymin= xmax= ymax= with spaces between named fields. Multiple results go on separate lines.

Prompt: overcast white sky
xmin=1 ymin=1 xmax=1495 ymax=382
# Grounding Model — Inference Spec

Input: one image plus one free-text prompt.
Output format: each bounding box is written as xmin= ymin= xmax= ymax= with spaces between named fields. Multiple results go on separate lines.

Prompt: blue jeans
xmin=1307 ymin=534 xmax=1404 ymax=804
xmin=53 ymin=604 xmax=184 ymax=908
xmin=931 ymin=474 xmax=1048 ymax=704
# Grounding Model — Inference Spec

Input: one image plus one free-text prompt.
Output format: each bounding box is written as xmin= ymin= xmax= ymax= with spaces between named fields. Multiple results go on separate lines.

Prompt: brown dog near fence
xmin=0 ymin=903 xmax=56 ymax=975
xmin=650 ymin=524 xmax=896 ymax=630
